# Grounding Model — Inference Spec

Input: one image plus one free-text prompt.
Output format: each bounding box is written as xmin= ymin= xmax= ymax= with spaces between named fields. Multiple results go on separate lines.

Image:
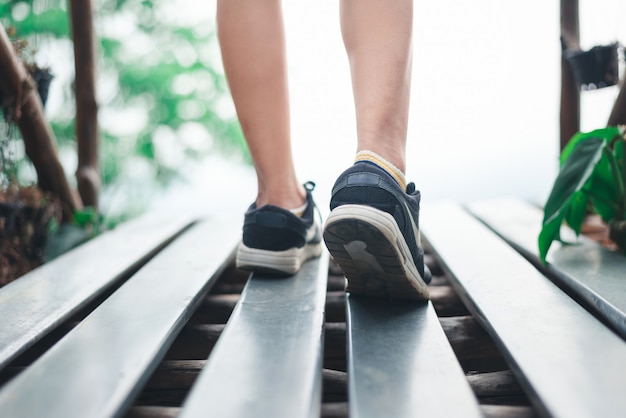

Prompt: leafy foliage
xmin=539 ymin=126 xmax=626 ymax=262
xmin=1 ymin=0 xmax=247 ymax=220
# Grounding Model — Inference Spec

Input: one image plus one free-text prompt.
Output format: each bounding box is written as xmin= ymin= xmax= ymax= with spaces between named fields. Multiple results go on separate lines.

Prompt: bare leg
xmin=340 ymin=0 xmax=413 ymax=173
xmin=217 ymin=0 xmax=305 ymax=209
xmin=325 ymin=1 xmax=429 ymax=300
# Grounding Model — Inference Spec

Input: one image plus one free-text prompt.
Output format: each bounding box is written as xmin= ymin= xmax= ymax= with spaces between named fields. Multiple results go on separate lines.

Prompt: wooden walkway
xmin=0 ymin=199 xmax=624 ymax=417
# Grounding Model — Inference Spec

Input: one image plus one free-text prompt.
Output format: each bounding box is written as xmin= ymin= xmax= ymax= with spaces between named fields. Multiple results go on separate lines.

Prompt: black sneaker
xmin=323 ymin=162 xmax=431 ymax=300
xmin=236 ymin=182 xmax=322 ymax=275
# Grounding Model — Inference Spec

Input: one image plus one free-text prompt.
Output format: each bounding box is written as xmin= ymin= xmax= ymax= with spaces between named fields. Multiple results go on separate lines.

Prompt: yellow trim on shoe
xmin=355 ymin=150 xmax=407 ymax=190
xmin=289 ymin=202 xmax=308 ymax=217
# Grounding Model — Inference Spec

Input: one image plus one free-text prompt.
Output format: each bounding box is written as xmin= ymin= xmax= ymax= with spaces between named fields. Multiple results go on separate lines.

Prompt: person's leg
xmin=217 ymin=0 xmax=305 ymax=210
xmin=340 ymin=0 xmax=413 ymax=175
xmin=218 ymin=0 xmax=321 ymax=275
xmin=324 ymin=0 xmax=430 ymax=300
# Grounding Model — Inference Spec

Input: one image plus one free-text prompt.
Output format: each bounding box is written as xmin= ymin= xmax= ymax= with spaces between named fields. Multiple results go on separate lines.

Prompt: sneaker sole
xmin=236 ymin=242 xmax=323 ymax=275
xmin=323 ymin=204 xmax=430 ymax=301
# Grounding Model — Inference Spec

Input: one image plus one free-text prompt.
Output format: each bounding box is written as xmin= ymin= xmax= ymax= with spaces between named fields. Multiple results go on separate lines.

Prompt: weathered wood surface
xmin=188 ymin=294 xmax=241 ymax=324
xmin=467 ymin=370 xmax=524 ymax=398
xmin=143 ymin=360 xmax=205 ymax=390
xmin=134 ymin=365 xmax=349 ymax=407
xmin=0 ymin=200 xmax=577 ymax=417
xmin=469 ymin=198 xmax=626 ymax=339
xmin=162 ymin=324 xmax=224 ymax=360
xmin=126 ymin=244 xmax=536 ymax=417
xmin=482 ymin=405 xmax=538 ymax=418
xmin=179 ymin=253 xmax=329 ymax=418
xmin=0 ymin=214 xmax=191 ymax=369
xmin=321 ymin=403 xmax=349 ymax=418
xmin=159 ymin=316 xmax=500 ymax=374
xmin=346 ymin=296 xmax=482 ymax=418
xmin=325 ymin=286 xmax=468 ymax=322
xmin=439 ymin=316 xmax=502 ymax=361
xmin=128 ymin=406 xmax=179 ymax=418
xmin=423 ymin=202 xmax=626 ymax=418
xmin=0 ymin=219 xmax=239 ymax=418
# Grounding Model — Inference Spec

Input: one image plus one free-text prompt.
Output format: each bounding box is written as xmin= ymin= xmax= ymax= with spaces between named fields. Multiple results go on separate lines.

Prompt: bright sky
xmin=151 ymin=0 xmax=626 ymax=217
xmin=283 ymin=1 xmax=563 ymax=209
xmin=284 ymin=0 xmax=626 ymax=209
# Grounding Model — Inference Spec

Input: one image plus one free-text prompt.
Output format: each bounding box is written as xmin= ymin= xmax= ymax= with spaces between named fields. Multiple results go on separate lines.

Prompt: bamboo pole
xmin=560 ymin=0 xmax=581 ymax=151
xmin=0 ymin=23 xmax=81 ymax=220
xmin=69 ymin=0 xmax=100 ymax=209
xmin=607 ymin=77 xmax=626 ymax=126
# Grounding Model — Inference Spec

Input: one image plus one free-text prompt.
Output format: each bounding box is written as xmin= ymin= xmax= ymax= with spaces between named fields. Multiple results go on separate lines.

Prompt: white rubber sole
xmin=236 ymin=241 xmax=322 ymax=275
xmin=323 ymin=204 xmax=430 ymax=301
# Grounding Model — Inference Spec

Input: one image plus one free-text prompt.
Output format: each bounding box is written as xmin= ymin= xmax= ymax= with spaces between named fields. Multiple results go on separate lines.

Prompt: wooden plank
xmin=346 ymin=296 xmax=482 ymax=418
xmin=438 ymin=316 xmax=502 ymax=362
xmin=481 ymin=405 xmax=536 ymax=418
xmin=128 ymin=406 xmax=180 ymax=418
xmin=422 ymin=202 xmax=626 ymax=418
xmin=179 ymin=253 xmax=329 ymax=418
xmin=321 ymin=403 xmax=348 ymax=418
xmin=0 ymin=219 xmax=239 ymax=418
xmin=137 ymin=364 xmax=349 ymax=405
xmin=466 ymin=370 xmax=524 ymax=398
xmin=0 ymin=214 xmax=192 ymax=369
xmin=468 ymin=198 xmax=626 ymax=338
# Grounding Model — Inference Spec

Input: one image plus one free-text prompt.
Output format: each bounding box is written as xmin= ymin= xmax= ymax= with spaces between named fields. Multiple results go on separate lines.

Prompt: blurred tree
xmin=0 ymin=22 xmax=80 ymax=220
xmin=0 ymin=0 xmax=246 ymax=223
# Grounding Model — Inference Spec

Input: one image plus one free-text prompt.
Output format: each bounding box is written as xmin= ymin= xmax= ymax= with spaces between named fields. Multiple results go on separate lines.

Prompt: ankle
xmin=256 ymin=184 xmax=307 ymax=210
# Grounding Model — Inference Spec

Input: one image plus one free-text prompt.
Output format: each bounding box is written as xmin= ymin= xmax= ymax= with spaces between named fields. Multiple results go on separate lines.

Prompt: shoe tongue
xmin=406 ymin=182 xmax=416 ymax=194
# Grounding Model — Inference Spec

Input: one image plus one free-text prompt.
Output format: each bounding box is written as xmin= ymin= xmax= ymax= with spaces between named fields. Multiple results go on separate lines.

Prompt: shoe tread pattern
xmin=324 ymin=218 xmax=429 ymax=301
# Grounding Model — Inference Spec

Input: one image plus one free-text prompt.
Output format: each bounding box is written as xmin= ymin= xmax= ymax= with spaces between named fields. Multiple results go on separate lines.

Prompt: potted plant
xmin=564 ymin=43 xmax=621 ymax=90
xmin=539 ymin=126 xmax=626 ymax=262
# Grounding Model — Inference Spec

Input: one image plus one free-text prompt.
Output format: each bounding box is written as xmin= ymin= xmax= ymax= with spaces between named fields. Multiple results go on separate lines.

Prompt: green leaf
xmin=615 ymin=135 xmax=625 ymax=172
xmin=538 ymin=217 xmax=563 ymax=262
xmin=616 ymin=137 xmax=626 ymax=219
xmin=586 ymin=151 xmax=619 ymax=223
xmin=73 ymin=207 xmax=102 ymax=229
xmin=564 ymin=190 xmax=588 ymax=235
xmin=610 ymin=137 xmax=625 ymax=205
xmin=539 ymin=137 xmax=607 ymax=262
xmin=560 ymin=127 xmax=620 ymax=166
